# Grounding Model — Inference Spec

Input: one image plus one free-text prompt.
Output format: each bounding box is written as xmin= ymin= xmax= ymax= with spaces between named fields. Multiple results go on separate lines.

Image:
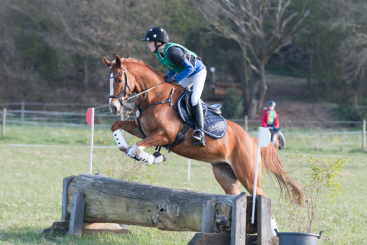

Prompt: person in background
xmin=141 ymin=27 xmax=207 ymax=147
xmin=261 ymin=100 xmax=281 ymax=144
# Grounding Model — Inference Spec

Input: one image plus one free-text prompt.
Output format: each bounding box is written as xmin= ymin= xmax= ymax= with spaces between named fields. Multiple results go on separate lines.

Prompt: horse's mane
xmin=114 ymin=58 xmax=164 ymax=78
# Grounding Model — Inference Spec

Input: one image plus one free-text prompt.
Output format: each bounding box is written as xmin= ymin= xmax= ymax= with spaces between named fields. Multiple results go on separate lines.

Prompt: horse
xmin=104 ymin=55 xmax=303 ymax=229
xmin=268 ymin=127 xmax=286 ymax=150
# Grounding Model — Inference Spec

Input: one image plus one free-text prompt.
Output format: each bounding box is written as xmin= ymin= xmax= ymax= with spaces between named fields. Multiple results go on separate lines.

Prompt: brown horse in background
xmin=104 ymin=55 xmax=303 ymax=209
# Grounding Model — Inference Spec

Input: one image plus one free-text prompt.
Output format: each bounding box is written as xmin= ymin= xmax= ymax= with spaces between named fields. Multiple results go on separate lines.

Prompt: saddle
xmin=183 ymin=88 xmax=222 ymax=119
xmin=178 ymin=88 xmax=227 ymax=139
xmin=165 ymin=89 xmax=227 ymax=152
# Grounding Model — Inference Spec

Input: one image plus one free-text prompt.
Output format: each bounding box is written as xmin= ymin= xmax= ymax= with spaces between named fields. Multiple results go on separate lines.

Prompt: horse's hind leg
xmin=231 ymin=155 xmax=279 ymax=235
xmin=212 ymin=164 xmax=241 ymax=195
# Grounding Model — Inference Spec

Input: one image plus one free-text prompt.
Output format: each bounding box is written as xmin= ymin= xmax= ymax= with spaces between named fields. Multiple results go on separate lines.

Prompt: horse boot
xmin=272 ymin=132 xmax=278 ymax=145
xmin=191 ymin=100 xmax=206 ymax=147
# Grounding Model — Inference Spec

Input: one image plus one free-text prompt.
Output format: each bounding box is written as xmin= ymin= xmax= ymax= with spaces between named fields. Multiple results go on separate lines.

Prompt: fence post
xmin=21 ymin=101 xmax=25 ymax=121
xmin=2 ymin=108 xmax=6 ymax=137
xmin=244 ymin=115 xmax=248 ymax=132
xmin=363 ymin=119 xmax=366 ymax=151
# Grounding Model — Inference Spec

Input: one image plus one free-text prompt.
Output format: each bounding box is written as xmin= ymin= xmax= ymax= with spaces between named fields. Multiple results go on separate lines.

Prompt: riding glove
xmin=164 ymin=75 xmax=176 ymax=83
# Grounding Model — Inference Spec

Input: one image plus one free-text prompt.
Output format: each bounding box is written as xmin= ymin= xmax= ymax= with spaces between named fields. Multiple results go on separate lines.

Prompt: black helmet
xmin=141 ymin=27 xmax=169 ymax=52
xmin=268 ymin=100 xmax=276 ymax=107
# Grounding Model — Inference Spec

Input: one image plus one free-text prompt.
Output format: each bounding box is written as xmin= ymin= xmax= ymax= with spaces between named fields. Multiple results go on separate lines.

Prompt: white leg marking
xmin=271 ymin=217 xmax=279 ymax=236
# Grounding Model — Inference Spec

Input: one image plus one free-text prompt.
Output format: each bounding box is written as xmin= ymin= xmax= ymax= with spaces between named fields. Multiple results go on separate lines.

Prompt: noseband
xmin=108 ymin=63 xmax=132 ymax=106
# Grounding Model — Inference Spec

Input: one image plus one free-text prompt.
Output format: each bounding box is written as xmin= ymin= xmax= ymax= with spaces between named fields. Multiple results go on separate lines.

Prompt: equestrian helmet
xmin=268 ymin=100 xmax=276 ymax=107
xmin=141 ymin=27 xmax=169 ymax=43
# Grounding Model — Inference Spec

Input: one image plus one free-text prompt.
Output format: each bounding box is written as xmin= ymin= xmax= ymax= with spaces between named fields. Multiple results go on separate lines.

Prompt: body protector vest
xmin=267 ymin=110 xmax=276 ymax=125
xmin=156 ymin=43 xmax=197 ymax=73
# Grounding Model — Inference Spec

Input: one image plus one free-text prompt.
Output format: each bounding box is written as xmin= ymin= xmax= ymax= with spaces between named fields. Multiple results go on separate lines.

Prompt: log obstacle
xmin=44 ymin=174 xmax=278 ymax=244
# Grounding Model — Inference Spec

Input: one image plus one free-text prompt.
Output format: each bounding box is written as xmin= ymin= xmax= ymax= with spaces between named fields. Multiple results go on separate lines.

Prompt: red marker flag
xmin=86 ymin=108 xmax=92 ymax=125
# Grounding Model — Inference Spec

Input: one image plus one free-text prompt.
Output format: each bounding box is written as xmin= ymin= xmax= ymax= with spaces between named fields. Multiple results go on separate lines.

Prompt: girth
xmin=135 ymin=82 xmax=177 ymax=139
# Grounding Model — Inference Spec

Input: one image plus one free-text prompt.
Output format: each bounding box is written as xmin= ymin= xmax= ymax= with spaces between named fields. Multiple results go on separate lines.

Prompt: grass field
xmin=0 ymin=124 xmax=366 ymax=244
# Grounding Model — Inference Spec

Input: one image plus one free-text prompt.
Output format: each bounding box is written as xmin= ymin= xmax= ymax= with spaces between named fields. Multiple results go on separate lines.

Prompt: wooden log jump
xmin=65 ymin=174 xmax=255 ymax=233
xmin=44 ymin=174 xmax=278 ymax=244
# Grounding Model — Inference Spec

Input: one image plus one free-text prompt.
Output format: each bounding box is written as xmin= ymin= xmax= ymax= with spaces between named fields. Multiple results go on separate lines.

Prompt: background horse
xmin=104 ymin=55 xmax=303 ymax=210
xmin=268 ymin=127 xmax=286 ymax=150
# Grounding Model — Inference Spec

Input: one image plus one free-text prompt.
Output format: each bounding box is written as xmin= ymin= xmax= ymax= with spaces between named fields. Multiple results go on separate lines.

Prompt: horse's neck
xmin=129 ymin=63 xmax=168 ymax=104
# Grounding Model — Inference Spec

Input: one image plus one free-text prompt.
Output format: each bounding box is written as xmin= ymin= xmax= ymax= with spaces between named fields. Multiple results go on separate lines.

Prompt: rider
xmin=141 ymin=27 xmax=207 ymax=147
xmin=261 ymin=100 xmax=281 ymax=144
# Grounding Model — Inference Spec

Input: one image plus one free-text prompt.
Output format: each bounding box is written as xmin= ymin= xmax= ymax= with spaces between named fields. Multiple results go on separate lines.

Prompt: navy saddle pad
xmin=177 ymin=91 xmax=227 ymax=139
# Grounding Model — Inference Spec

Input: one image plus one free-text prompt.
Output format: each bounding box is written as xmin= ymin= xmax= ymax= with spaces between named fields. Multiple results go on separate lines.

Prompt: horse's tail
xmin=260 ymin=143 xmax=304 ymax=206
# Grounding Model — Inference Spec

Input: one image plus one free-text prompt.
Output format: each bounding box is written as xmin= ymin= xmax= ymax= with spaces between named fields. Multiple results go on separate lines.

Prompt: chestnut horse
xmin=104 ymin=55 xmax=303 ymax=207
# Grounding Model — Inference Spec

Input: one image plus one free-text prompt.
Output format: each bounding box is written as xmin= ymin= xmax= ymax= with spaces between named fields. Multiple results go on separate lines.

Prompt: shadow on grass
xmin=0 ymin=229 xmax=138 ymax=245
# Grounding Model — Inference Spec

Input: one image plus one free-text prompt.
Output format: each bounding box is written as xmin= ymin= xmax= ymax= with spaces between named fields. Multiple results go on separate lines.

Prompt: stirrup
xmin=191 ymin=129 xmax=205 ymax=147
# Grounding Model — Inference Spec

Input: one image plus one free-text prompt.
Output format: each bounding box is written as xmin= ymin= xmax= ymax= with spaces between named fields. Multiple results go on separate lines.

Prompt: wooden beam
xmin=257 ymin=195 xmax=272 ymax=245
xmin=188 ymin=233 xmax=231 ymax=245
xmin=69 ymin=192 xmax=85 ymax=237
xmin=201 ymin=198 xmax=216 ymax=233
xmin=62 ymin=175 xmax=75 ymax=222
xmin=231 ymin=192 xmax=247 ymax=245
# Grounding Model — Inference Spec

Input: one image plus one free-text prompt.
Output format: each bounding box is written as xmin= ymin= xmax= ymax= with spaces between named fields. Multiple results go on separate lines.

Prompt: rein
xmin=108 ymin=63 xmax=178 ymax=138
xmin=108 ymin=63 xmax=168 ymax=107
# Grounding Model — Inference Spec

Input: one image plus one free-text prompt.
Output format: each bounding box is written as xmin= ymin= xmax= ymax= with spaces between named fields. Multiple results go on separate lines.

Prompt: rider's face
xmin=148 ymin=41 xmax=156 ymax=52
xmin=269 ymin=106 xmax=275 ymax=111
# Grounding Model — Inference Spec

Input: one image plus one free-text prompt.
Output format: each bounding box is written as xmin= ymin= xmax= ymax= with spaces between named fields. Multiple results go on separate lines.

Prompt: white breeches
xmin=179 ymin=69 xmax=207 ymax=106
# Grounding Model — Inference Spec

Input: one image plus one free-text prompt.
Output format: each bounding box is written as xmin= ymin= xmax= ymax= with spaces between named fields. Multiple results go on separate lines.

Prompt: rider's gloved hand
xmin=164 ymin=75 xmax=176 ymax=83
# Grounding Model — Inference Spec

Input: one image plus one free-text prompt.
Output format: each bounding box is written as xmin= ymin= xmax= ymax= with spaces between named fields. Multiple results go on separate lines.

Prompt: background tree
xmin=197 ymin=0 xmax=309 ymax=118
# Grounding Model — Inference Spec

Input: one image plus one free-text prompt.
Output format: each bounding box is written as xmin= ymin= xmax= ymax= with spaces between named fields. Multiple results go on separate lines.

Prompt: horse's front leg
xmin=111 ymin=120 xmax=145 ymax=139
xmin=125 ymin=130 xmax=170 ymax=165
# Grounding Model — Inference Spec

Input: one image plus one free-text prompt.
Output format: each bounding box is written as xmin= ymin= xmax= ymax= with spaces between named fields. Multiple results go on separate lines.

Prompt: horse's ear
xmin=103 ymin=57 xmax=111 ymax=68
xmin=115 ymin=55 xmax=122 ymax=69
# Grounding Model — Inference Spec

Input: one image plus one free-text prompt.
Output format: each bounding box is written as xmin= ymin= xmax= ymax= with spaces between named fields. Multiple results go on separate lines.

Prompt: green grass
xmin=0 ymin=125 xmax=366 ymax=244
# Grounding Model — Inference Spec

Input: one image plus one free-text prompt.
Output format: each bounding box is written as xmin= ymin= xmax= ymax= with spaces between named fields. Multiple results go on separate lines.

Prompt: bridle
xmin=108 ymin=63 xmax=132 ymax=106
xmin=108 ymin=62 xmax=167 ymax=107
xmin=107 ymin=61 xmax=178 ymax=139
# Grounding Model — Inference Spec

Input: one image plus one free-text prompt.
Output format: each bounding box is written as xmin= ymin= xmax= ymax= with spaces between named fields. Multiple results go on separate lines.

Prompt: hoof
xmin=153 ymin=152 xmax=166 ymax=164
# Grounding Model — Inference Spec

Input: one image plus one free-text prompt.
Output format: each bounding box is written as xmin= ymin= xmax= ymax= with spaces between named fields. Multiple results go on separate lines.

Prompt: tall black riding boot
xmin=191 ymin=100 xmax=206 ymax=147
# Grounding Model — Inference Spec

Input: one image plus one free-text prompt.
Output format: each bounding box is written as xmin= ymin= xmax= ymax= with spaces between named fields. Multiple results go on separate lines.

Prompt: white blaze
xmin=109 ymin=72 xmax=114 ymax=105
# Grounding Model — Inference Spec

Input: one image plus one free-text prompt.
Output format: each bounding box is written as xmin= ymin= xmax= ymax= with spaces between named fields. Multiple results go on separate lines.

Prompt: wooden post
xmin=231 ymin=192 xmax=247 ymax=245
xmin=362 ymin=119 xmax=366 ymax=151
xmin=201 ymin=198 xmax=216 ymax=233
xmin=257 ymin=195 xmax=272 ymax=245
xmin=244 ymin=115 xmax=248 ymax=132
xmin=69 ymin=192 xmax=85 ymax=237
xmin=62 ymin=176 xmax=75 ymax=222
xmin=2 ymin=108 xmax=6 ymax=137
xmin=21 ymin=101 xmax=25 ymax=121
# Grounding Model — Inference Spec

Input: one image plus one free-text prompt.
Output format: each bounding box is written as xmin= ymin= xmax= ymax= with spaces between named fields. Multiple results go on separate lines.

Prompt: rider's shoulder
xmin=167 ymin=46 xmax=185 ymax=66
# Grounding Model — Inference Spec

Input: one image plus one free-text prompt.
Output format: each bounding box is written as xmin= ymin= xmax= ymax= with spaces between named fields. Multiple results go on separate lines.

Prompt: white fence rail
xmin=0 ymin=102 xmax=366 ymax=151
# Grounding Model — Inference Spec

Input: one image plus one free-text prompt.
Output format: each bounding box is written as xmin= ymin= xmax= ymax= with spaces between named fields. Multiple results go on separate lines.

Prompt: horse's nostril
xmin=112 ymin=106 xmax=117 ymax=114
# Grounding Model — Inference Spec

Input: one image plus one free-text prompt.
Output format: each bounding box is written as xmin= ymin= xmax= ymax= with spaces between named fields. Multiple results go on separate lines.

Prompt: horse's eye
xmin=118 ymin=79 xmax=122 ymax=83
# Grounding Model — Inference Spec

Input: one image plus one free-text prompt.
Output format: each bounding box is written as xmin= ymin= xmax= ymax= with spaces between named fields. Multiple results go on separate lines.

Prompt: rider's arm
xmin=166 ymin=69 xmax=176 ymax=77
xmin=261 ymin=110 xmax=268 ymax=127
xmin=174 ymin=59 xmax=194 ymax=82
xmin=167 ymin=46 xmax=195 ymax=82
xmin=274 ymin=110 xmax=279 ymax=128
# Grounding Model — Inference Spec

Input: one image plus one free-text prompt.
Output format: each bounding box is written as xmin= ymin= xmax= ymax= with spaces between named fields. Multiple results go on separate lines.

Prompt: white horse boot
xmin=113 ymin=130 xmax=129 ymax=150
xmin=126 ymin=144 xmax=166 ymax=165
xmin=272 ymin=132 xmax=278 ymax=144
xmin=271 ymin=217 xmax=279 ymax=236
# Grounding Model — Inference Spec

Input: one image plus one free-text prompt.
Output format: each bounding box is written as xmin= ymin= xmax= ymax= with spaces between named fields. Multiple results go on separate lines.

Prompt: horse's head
xmin=104 ymin=55 xmax=134 ymax=115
